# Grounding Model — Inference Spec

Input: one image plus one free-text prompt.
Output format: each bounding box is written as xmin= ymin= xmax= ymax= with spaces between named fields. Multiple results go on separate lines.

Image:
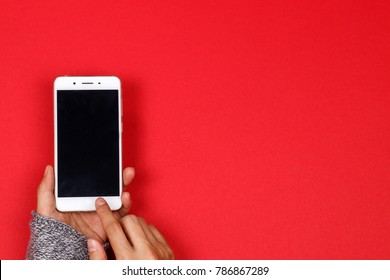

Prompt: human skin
xmin=88 ymin=198 xmax=174 ymax=260
xmin=36 ymin=165 xmax=134 ymax=244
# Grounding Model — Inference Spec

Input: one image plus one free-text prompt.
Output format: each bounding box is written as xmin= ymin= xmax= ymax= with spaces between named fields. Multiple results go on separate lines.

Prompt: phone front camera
xmin=73 ymin=82 xmax=76 ymax=85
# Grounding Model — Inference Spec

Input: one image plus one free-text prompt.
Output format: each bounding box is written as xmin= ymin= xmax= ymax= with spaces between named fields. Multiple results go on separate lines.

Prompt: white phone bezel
xmin=54 ymin=76 xmax=122 ymax=212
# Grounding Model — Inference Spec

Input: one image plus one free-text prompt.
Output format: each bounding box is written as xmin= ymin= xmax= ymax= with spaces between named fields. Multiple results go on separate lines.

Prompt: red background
xmin=1 ymin=0 xmax=389 ymax=259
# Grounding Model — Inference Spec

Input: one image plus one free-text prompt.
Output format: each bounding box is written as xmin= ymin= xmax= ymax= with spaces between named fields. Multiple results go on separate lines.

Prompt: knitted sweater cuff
xmin=26 ymin=211 xmax=88 ymax=260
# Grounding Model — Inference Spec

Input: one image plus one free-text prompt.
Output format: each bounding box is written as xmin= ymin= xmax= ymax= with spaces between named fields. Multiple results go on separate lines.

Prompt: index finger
xmin=95 ymin=198 xmax=133 ymax=258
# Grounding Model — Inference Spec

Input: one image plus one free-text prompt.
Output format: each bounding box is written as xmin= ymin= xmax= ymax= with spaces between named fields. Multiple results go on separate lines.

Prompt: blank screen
xmin=57 ymin=90 xmax=119 ymax=197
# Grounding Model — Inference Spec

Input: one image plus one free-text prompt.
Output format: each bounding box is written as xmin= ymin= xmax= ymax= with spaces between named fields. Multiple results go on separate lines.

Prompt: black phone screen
xmin=57 ymin=90 xmax=120 ymax=197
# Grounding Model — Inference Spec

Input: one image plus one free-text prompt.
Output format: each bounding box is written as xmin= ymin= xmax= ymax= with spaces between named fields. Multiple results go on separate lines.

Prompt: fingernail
xmin=96 ymin=197 xmax=106 ymax=206
xmin=44 ymin=166 xmax=49 ymax=176
xmin=88 ymin=239 xmax=98 ymax=253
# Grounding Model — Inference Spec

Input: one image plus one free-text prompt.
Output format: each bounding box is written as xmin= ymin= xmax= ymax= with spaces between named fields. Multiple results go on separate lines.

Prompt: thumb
xmin=37 ymin=165 xmax=56 ymax=215
xmin=88 ymin=239 xmax=107 ymax=260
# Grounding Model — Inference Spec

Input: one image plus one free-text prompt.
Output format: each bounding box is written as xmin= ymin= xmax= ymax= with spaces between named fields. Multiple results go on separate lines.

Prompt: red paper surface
xmin=0 ymin=0 xmax=389 ymax=259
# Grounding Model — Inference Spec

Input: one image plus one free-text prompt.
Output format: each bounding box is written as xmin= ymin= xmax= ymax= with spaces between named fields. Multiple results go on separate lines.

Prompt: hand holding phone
xmin=37 ymin=165 xmax=134 ymax=243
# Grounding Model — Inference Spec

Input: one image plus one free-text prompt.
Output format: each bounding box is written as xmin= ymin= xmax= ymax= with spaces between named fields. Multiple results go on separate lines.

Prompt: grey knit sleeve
xmin=26 ymin=211 xmax=89 ymax=260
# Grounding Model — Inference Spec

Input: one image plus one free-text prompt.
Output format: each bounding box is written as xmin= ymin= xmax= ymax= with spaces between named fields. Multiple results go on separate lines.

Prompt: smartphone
xmin=54 ymin=76 xmax=122 ymax=212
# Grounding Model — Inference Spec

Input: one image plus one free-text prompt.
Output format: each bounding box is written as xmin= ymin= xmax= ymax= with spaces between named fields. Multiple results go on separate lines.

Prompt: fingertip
xmin=42 ymin=165 xmax=53 ymax=180
xmin=37 ymin=165 xmax=56 ymax=215
xmin=123 ymin=167 xmax=135 ymax=186
xmin=88 ymin=239 xmax=107 ymax=260
xmin=38 ymin=165 xmax=54 ymax=192
xmin=118 ymin=192 xmax=131 ymax=217
xmin=96 ymin=197 xmax=107 ymax=207
xmin=95 ymin=198 xmax=113 ymax=217
xmin=46 ymin=165 xmax=54 ymax=174
xmin=43 ymin=166 xmax=55 ymax=186
xmin=44 ymin=165 xmax=49 ymax=176
xmin=124 ymin=167 xmax=135 ymax=176
xmin=88 ymin=239 xmax=99 ymax=253
xmin=122 ymin=192 xmax=131 ymax=204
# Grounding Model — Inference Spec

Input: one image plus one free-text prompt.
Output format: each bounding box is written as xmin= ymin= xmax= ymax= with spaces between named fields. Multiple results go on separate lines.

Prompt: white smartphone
xmin=54 ymin=76 xmax=122 ymax=212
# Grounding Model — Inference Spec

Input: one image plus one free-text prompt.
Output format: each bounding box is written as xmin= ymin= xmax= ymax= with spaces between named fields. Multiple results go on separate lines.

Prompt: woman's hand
xmin=36 ymin=165 xmax=135 ymax=244
xmin=88 ymin=198 xmax=174 ymax=260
